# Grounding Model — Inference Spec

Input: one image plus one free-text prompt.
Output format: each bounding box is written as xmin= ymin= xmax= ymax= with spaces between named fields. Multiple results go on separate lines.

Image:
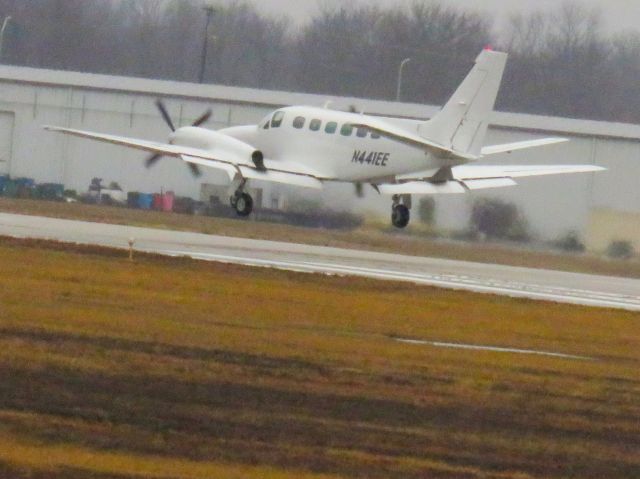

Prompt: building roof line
xmin=1 ymin=64 xmax=640 ymax=141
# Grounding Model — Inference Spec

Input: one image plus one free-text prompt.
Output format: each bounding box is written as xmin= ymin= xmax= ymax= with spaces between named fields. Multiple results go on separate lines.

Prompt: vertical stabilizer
xmin=418 ymin=49 xmax=507 ymax=157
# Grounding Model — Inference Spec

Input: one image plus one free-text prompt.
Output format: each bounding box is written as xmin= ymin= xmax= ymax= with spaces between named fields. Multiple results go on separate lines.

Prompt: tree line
xmin=0 ymin=0 xmax=638 ymax=123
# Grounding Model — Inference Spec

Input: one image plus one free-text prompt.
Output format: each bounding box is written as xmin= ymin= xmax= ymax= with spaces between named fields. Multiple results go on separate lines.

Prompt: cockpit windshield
xmin=259 ymin=114 xmax=271 ymax=129
xmin=271 ymin=111 xmax=285 ymax=128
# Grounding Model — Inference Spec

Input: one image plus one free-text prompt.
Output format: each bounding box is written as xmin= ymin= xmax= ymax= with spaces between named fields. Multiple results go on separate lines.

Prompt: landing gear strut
xmin=391 ymin=194 xmax=411 ymax=229
xmin=230 ymin=180 xmax=253 ymax=217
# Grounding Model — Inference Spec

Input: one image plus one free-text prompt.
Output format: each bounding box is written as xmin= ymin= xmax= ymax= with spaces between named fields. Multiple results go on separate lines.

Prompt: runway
xmin=1 ymin=212 xmax=639 ymax=311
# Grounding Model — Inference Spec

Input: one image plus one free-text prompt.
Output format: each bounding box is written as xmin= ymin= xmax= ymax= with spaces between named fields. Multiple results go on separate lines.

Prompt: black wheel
xmin=391 ymin=204 xmax=410 ymax=228
xmin=235 ymin=193 xmax=253 ymax=217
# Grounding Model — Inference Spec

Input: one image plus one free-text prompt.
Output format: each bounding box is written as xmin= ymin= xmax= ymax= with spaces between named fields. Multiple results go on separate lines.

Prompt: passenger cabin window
xmin=340 ymin=124 xmax=354 ymax=136
xmin=371 ymin=132 xmax=381 ymax=139
xmin=309 ymin=119 xmax=322 ymax=131
xmin=271 ymin=111 xmax=285 ymax=128
xmin=325 ymin=122 xmax=338 ymax=134
xmin=356 ymin=127 xmax=367 ymax=138
xmin=293 ymin=116 xmax=306 ymax=129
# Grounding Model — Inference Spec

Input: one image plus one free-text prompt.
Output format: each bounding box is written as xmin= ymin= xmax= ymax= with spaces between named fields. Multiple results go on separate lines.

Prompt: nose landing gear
xmin=391 ymin=194 xmax=411 ymax=229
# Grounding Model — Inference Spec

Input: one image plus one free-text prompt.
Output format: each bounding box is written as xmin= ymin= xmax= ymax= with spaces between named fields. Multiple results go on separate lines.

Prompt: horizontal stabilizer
xmin=481 ymin=138 xmax=568 ymax=156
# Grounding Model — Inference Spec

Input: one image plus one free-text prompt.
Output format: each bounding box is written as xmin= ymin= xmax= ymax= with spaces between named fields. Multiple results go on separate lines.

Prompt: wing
xmin=453 ymin=164 xmax=605 ymax=180
xmin=44 ymin=125 xmax=323 ymax=189
xmin=481 ymin=138 xmax=568 ymax=156
xmin=378 ymin=164 xmax=605 ymax=195
xmin=182 ymin=155 xmax=322 ymax=189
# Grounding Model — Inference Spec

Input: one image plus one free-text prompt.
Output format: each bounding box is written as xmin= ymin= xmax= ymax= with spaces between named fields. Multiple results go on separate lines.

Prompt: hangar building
xmin=0 ymin=64 xmax=638 ymax=249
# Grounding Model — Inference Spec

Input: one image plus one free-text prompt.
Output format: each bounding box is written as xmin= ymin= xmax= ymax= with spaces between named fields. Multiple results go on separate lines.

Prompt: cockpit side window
xmin=356 ymin=127 xmax=367 ymax=138
xmin=271 ymin=111 xmax=285 ymax=128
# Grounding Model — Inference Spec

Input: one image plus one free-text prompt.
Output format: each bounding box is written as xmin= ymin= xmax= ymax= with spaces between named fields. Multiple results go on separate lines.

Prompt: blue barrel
xmin=14 ymin=177 xmax=35 ymax=187
xmin=3 ymin=180 xmax=18 ymax=198
xmin=37 ymin=183 xmax=64 ymax=200
xmin=137 ymin=193 xmax=154 ymax=210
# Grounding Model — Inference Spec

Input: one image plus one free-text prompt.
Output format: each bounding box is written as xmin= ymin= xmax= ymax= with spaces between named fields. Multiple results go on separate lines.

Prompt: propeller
xmin=156 ymin=99 xmax=176 ymax=132
xmin=355 ymin=182 xmax=365 ymax=198
xmin=144 ymin=99 xmax=213 ymax=178
xmin=192 ymin=109 xmax=213 ymax=127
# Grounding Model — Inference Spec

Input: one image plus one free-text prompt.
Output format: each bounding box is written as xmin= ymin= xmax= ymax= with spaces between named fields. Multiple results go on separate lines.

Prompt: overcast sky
xmin=240 ymin=0 xmax=640 ymax=34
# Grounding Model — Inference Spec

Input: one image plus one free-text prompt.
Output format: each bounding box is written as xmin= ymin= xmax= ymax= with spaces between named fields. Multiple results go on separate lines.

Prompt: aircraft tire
xmin=235 ymin=193 xmax=253 ymax=217
xmin=391 ymin=204 xmax=410 ymax=228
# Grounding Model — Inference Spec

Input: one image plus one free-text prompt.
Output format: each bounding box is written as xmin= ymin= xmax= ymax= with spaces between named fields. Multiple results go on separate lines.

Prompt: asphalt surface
xmin=1 ymin=212 xmax=639 ymax=312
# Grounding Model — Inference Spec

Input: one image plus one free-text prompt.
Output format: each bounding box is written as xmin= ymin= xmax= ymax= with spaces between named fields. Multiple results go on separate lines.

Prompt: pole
xmin=198 ymin=7 xmax=216 ymax=84
xmin=0 ymin=16 xmax=12 ymax=61
xmin=396 ymin=58 xmax=411 ymax=102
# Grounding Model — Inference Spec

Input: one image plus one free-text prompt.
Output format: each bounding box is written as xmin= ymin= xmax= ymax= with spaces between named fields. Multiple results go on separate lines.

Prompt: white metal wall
xmin=0 ymin=76 xmax=638 ymax=240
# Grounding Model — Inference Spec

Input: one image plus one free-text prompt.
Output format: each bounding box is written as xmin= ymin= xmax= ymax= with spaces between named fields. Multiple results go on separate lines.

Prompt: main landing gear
xmin=391 ymin=194 xmax=412 ymax=229
xmin=230 ymin=181 xmax=253 ymax=217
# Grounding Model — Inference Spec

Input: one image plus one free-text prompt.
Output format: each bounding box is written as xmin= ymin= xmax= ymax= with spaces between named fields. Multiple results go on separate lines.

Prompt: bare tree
xmin=0 ymin=0 xmax=639 ymax=123
xmin=294 ymin=2 xmax=491 ymax=103
xmin=499 ymin=2 xmax=615 ymax=120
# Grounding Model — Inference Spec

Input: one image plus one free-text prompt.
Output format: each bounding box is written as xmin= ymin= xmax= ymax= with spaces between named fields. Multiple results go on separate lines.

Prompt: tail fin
xmin=418 ymin=49 xmax=507 ymax=157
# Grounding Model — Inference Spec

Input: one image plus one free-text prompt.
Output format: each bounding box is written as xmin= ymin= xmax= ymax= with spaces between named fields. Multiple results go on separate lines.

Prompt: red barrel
xmin=152 ymin=193 xmax=163 ymax=210
xmin=162 ymin=191 xmax=175 ymax=212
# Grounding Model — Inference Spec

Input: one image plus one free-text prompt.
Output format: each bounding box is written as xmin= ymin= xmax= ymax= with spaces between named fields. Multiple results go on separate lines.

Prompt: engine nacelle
xmin=170 ymin=126 xmax=263 ymax=168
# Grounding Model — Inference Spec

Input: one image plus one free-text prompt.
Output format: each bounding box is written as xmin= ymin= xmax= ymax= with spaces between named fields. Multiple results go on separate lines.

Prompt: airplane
xmin=44 ymin=48 xmax=604 ymax=228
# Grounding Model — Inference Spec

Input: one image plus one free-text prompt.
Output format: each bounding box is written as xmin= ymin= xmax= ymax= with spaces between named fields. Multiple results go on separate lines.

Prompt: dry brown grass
xmin=0 ymin=237 xmax=639 ymax=478
xmin=2 ymin=197 xmax=639 ymax=279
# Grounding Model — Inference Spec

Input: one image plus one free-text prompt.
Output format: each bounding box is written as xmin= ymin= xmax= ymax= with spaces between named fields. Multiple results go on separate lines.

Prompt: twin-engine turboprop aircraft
xmin=45 ymin=48 xmax=604 ymax=228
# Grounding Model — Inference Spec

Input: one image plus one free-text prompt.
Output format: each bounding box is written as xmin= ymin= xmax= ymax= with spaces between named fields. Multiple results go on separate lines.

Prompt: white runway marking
xmin=392 ymin=337 xmax=593 ymax=360
xmin=1 ymin=212 xmax=639 ymax=312
xmin=161 ymin=249 xmax=640 ymax=311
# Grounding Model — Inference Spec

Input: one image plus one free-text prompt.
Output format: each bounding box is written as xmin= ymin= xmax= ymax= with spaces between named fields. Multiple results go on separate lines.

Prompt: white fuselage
xmin=217 ymin=106 xmax=449 ymax=182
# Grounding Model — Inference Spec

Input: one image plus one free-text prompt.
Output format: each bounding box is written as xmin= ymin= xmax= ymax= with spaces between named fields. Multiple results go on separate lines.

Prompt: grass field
xmin=0 ymin=237 xmax=639 ymax=478
xmin=1 ymin=197 xmax=640 ymax=279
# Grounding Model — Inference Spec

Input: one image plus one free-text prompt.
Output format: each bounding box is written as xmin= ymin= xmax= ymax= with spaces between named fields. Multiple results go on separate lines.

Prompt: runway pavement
xmin=1 ymin=212 xmax=639 ymax=311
